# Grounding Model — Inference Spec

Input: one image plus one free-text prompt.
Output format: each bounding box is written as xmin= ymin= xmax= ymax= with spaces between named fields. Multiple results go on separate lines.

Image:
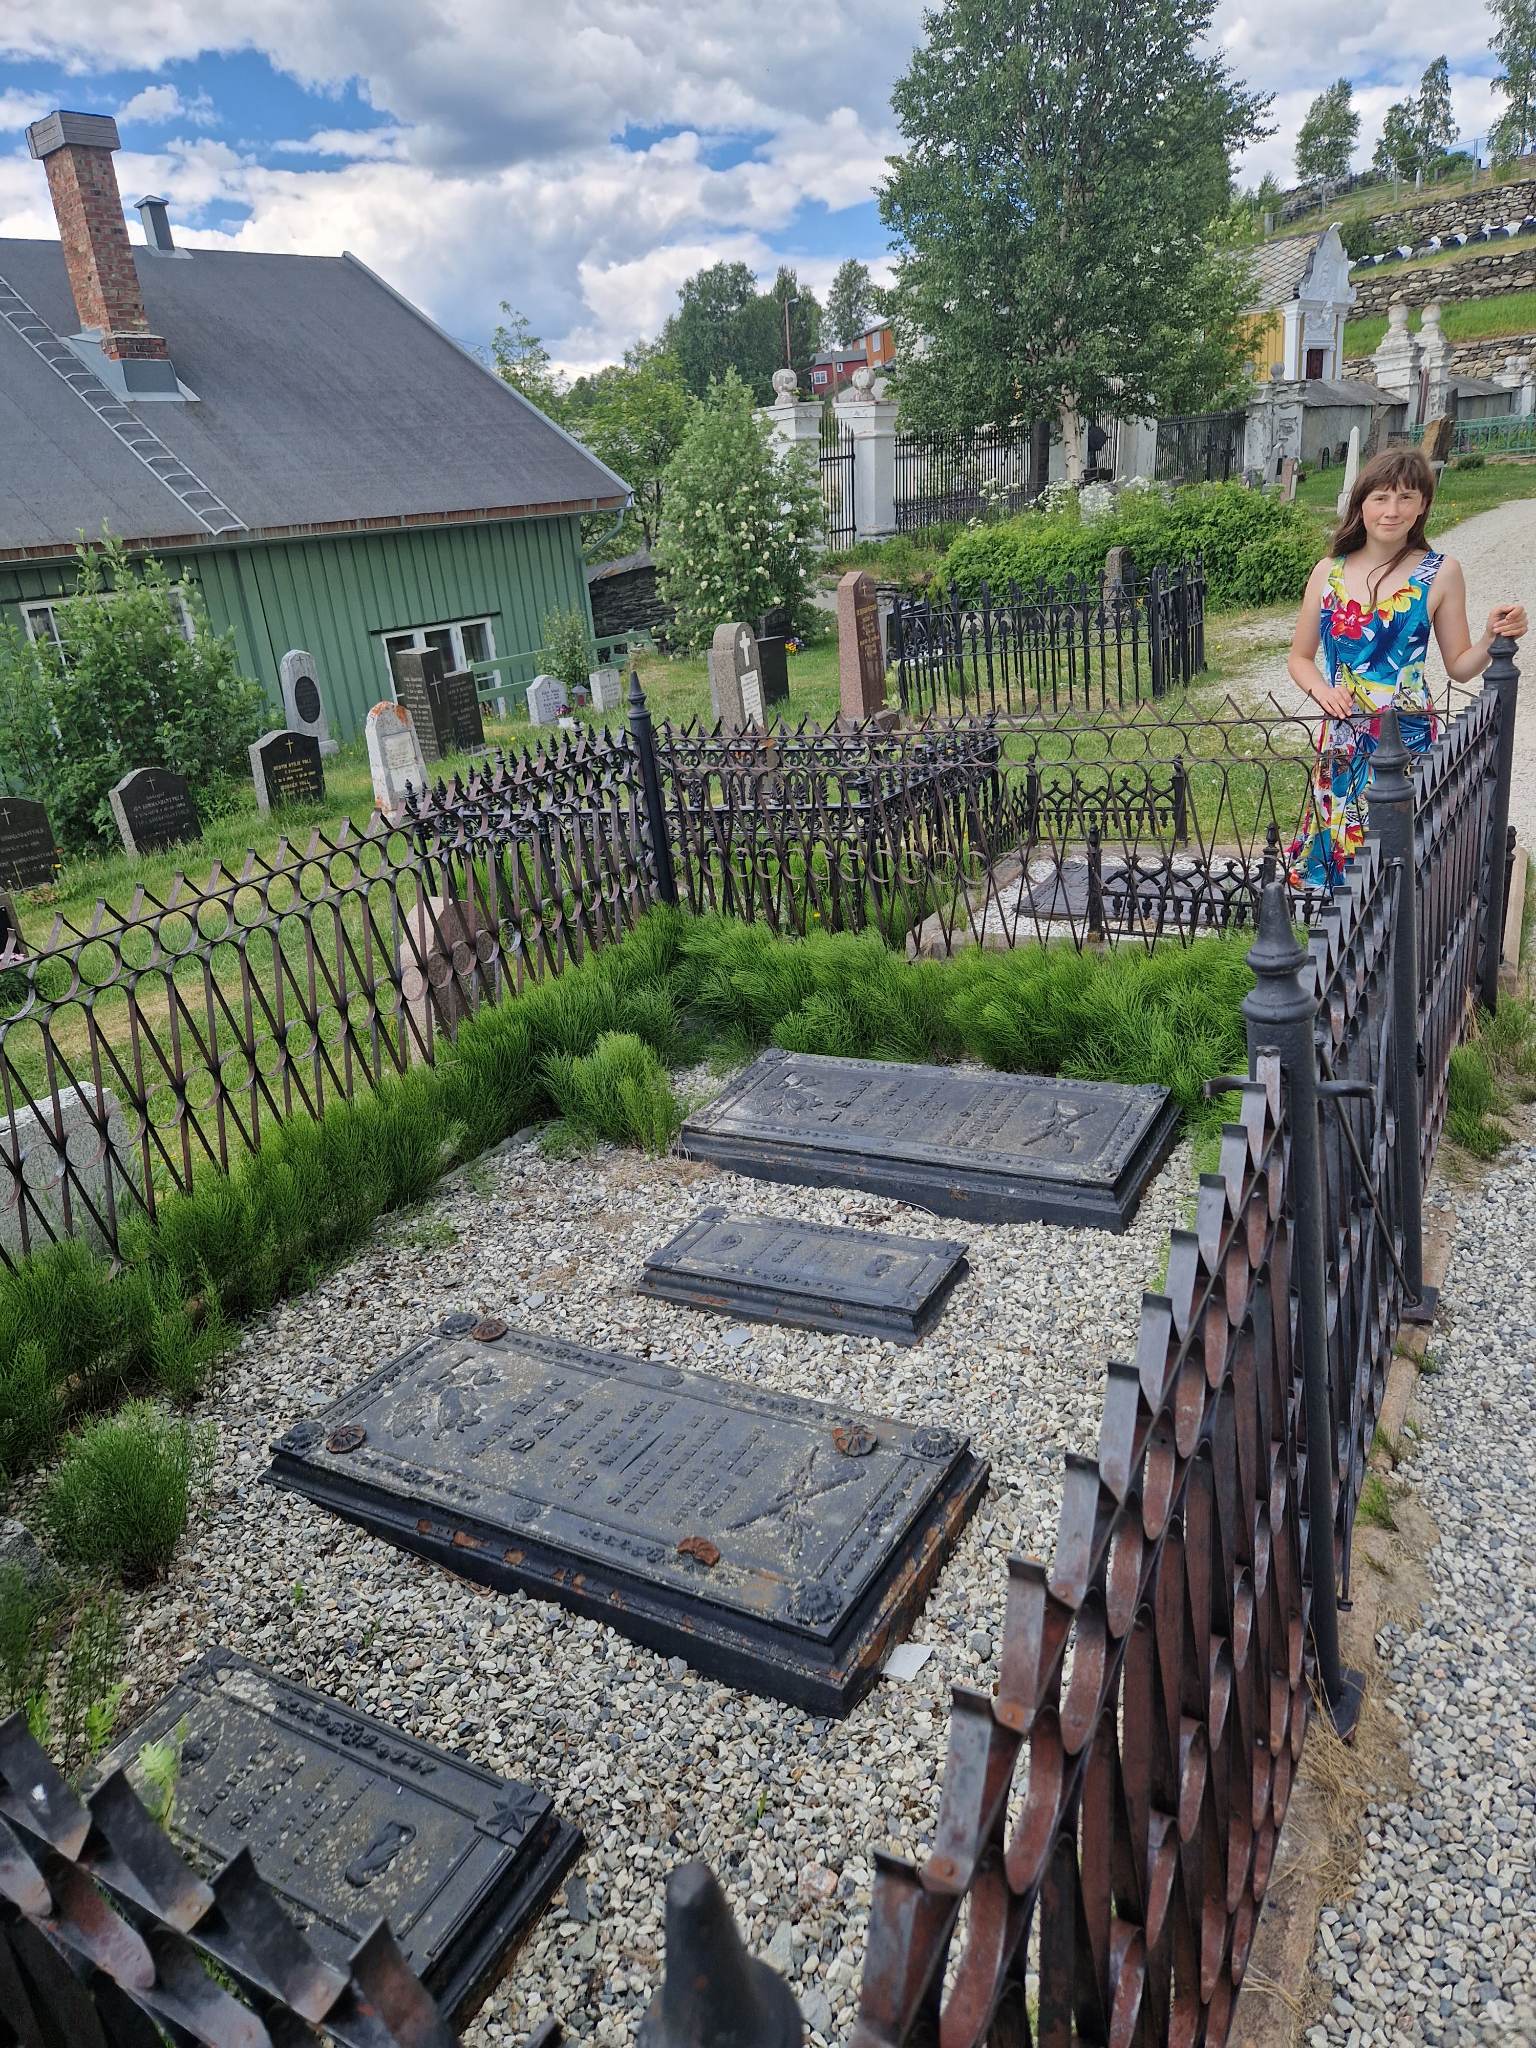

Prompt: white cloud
xmin=118 ymin=83 xmax=219 ymax=128
xmin=270 ymin=126 xmax=410 ymax=160
xmin=0 ymin=89 xmax=52 ymax=132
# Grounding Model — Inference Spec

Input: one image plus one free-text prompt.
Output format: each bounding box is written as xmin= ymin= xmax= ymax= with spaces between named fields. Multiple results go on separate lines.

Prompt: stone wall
xmin=1345 ymin=332 xmax=1536 ymax=384
xmin=1352 ymin=244 xmax=1536 ymax=317
xmin=1355 ymin=179 xmax=1536 ymax=249
xmin=586 ymin=552 xmax=673 ymax=645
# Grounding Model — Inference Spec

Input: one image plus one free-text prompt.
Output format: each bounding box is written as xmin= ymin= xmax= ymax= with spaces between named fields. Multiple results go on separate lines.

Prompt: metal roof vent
xmin=136 ymin=195 xmax=178 ymax=254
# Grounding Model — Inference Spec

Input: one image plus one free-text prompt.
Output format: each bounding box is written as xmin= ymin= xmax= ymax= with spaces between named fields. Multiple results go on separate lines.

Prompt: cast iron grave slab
xmin=638 ymin=1206 xmax=968 ymax=1344
xmin=268 ymin=1320 xmax=987 ymax=1715
xmin=681 ymin=1050 xmax=1178 ymax=1231
xmin=92 ymin=1648 xmax=579 ymax=2022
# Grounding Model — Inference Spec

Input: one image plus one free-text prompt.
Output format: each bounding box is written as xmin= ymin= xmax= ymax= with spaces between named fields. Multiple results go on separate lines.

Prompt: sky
xmin=0 ymin=2 xmax=1509 ymax=378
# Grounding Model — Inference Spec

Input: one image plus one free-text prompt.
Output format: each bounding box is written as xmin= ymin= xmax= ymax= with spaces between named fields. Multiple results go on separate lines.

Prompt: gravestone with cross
xmin=441 ymin=669 xmax=486 ymax=752
xmin=279 ymin=647 xmax=338 ymax=756
xmin=391 ymin=648 xmax=453 ymax=762
xmin=0 ymin=796 xmax=60 ymax=892
xmin=709 ymin=622 xmax=765 ymax=731
xmin=109 ymin=768 xmax=198 ymax=859
xmin=249 ymin=729 xmax=326 ymax=815
xmin=366 ymin=701 xmax=429 ymax=816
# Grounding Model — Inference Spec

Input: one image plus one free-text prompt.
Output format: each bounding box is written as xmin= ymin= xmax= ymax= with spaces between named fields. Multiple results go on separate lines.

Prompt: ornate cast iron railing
xmin=0 ymin=1711 xmax=454 ymax=2046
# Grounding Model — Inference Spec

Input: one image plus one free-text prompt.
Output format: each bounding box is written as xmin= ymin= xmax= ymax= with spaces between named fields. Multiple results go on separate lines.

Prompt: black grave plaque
xmin=757 ymin=635 xmax=790 ymax=708
xmin=294 ymin=671 xmax=323 ymax=725
xmin=251 ymin=729 xmax=325 ymax=811
xmin=0 ymin=796 xmax=60 ymax=891
xmin=92 ymin=1648 xmax=580 ymax=2020
xmin=443 ymin=667 xmax=486 ymax=751
xmin=639 ymin=1206 xmax=967 ymax=1344
xmin=682 ymin=1050 xmax=1180 ymax=1231
xmin=268 ymin=1322 xmax=987 ymax=1714
xmin=109 ymin=767 xmax=198 ymax=858
xmin=392 ymin=649 xmax=452 ymax=763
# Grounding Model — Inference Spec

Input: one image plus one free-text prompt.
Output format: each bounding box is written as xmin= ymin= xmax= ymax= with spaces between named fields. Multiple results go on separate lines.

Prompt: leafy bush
xmin=941 ymin=481 xmax=1325 ymax=612
xmin=541 ymin=1030 xmax=683 ymax=1152
xmin=1453 ymin=452 xmax=1486 ymax=471
xmin=655 ymin=371 xmax=823 ymax=652
xmin=39 ymin=1402 xmax=215 ymax=1584
xmin=824 ymin=527 xmax=964 ymax=588
xmin=540 ymin=608 xmax=595 ymax=700
xmin=0 ymin=534 xmax=268 ymax=854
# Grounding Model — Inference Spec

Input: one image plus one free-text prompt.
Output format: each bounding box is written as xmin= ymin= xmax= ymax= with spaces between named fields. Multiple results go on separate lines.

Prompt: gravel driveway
xmin=1303 ymin=1130 xmax=1536 ymax=2046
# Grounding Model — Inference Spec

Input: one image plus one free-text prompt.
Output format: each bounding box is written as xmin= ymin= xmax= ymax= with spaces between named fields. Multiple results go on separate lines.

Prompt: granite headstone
xmin=837 ymin=570 xmax=887 ymax=722
xmin=249 ymin=729 xmax=325 ymax=815
xmin=268 ymin=1319 xmax=988 ymax=1715
xmin=682 ymin=1049 xmax=1180 ymax=1232
xmin=709 ymin=622 xmax=764 ymax=730
xmin=279 ymin=647 xmax=338 ymax=756
xmin=392 ymin=648 xmax=452 ymax=763
xmin=0 ymin=796 xmax=60 ymax=892
xmin=588 ymin=666 xmax=624 ymax=715
xmin=526 ymin=675 xmax=566 ymax=726
xmin=756 ymin=635 xmax=790 ymax=710
xmin=442 ymin=668 xmax=486 ymax=752
xmin=366 ymin=701 xmax=429 ymax=816
xmin=109 ymin=768 xmax=197 ymax=858
xmin=92 ymin=1649 xmax=581 ymax=2021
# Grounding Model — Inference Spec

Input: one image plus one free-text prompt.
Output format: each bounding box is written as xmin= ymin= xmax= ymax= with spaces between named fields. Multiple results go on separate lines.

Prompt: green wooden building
xmin=0 ymin=111 xmax=629 ymax=742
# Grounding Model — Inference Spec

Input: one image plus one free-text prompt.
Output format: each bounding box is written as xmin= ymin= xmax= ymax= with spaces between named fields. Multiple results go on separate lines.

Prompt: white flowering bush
xmin=1079 ymin=481 xmax=1118 ymax=521
xmin=655 ymin=371 xmax=823 ymax=653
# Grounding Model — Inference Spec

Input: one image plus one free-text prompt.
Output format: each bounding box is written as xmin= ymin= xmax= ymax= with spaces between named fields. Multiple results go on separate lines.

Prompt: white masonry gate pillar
xmin=835 ymin=368 xmax=899 ymax=541
xmin=763 ymin=367 xmax=825 ymax=461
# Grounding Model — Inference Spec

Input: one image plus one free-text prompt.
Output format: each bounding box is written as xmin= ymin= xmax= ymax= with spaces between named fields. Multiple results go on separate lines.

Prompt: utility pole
xmin=783 ymin=295 xmax=799 ymax=371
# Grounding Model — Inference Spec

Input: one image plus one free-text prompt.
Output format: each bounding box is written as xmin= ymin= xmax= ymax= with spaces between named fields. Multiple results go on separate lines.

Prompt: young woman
xmin=1287 ymin=447 xmax=1527 ymax=889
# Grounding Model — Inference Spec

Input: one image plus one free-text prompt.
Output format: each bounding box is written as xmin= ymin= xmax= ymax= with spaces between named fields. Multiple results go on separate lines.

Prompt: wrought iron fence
xmin=889 ymin=563 xmax=1208 ymax=719
xmin=1154 ymin=410 xmax=1247 ymax=484
xmin=1408 ymin=411 xmax=1536 ymax=457
xmin=893 ymin=430 xmax=1034 ymax=531
xmin=820 ymin=410 xmax=858 ymax=548
xmin=0 ymin=1710 xmax=455 ymax=2046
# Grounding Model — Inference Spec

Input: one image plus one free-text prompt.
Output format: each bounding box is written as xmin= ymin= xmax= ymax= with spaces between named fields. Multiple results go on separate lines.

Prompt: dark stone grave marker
xmin=756 ymin=635 xmax=790 ymax=710
xmin=682 ymin=1049 xmax=1179 ymax=1231
xmin=443 ymin=668 xmax=486 ymax=752
xmin=93 ymin=1647 xmax=580 ymax=2021
xmin=109 ymin=767 xmax=198 ymax=858
xmin=268 ymin=1321 xmax=987 ymax=1715
xmin=639 ymin=1206 xmax=968 ymax=1344
xmin=392 ymin=648 xmax=453 ymax=763
xmin=0 ymin=796 xmax=59 ymax=892
xmin=249 ymin=728 xmax=326 ymax=815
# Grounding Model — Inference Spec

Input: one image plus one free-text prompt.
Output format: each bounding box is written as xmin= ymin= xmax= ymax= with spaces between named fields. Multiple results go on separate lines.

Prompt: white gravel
xmin=117 ymin=1094 xmax=1193 ymax=2045
xmin=1304 ymin=1125 xmax=1536 ymax=2047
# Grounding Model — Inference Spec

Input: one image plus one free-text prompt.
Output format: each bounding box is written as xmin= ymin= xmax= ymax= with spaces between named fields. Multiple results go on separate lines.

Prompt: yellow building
xmin=1242 ymin=225 xmax=1356 ymax=383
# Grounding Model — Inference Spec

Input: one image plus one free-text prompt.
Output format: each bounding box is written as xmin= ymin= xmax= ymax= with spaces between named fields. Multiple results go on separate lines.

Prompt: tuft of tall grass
xmin=542 ymin=1031 xmax=683 ymax=1154
xmin=39 ymin=1402 xmax=215 ymax=1586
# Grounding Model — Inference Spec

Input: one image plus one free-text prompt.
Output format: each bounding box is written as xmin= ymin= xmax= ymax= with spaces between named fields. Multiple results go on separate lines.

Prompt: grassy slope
xmin=1294 ymin=458 xmax=1536 ymax=532
xmin=1346 ymin=290 xmax=1536 ymax=357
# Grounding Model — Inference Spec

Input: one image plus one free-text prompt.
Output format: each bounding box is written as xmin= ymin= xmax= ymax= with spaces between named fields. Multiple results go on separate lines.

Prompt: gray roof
xmin=1298 ymin=378 xmax=1398 ymax=406
xmin=1453 ymin=376 xmax=1513 ymax=399
xmin=0 ymin=238 xmax=628 ymax=556
xmin=1247 ymin=231 xmax=1325 ymax=310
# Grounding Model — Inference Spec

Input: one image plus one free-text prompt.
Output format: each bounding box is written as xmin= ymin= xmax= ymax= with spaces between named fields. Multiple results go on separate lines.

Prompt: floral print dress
xmin=1288 ymin=551 xmax=1442 ymax=891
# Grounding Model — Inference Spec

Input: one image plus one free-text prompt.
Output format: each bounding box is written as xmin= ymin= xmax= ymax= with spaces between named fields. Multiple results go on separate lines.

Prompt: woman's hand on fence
xmin=1486 ymin=604 xmax=1528 ymax=642
xmin=1309 ymin=678 xmax=1357 ymax=717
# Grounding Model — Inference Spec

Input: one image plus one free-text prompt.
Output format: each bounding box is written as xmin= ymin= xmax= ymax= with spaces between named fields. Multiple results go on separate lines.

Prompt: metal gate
xmin=1154 ymin=409 xmax=1247 ymax=483
xmin=819 ymin=410 xmax=856 ymax=547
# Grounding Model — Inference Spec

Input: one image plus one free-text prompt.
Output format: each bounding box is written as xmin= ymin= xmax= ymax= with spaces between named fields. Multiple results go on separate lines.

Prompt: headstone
xmin=442 ymin=668 xmax=486 ymax=752
xmin=109 ymin=768 xmax=197 ymax=858
xmin=0 ymin=796 xmax=60 ymax=892
xmin=639 ymin=1207 xmax=969 ymax=1345
xmin=756 ymin=636 xmax=790 ymax=710
xmin=278 ymin=648 xmax=338 ymax=756
xmin=837 ymin=570 xmax=887 ymax=723
xmin=526 ymin=674 xmax=566 ymax=726
xmin=399 ymin=893 xmax=497 ymax=1047
xmin=709 ymin=622 xmax=764 ymax=731
xmin=1278 ymin=457 xmax=1299 ymax=504
xmin=248 ymin=729 xmax=325 ymax=816
xmin=268 ymin=1320 xmax=988 ymax=1716
xmin=92 ymin=1649 xmax=581 ymax=2021
xmin=682 ymin=1050 xmax=1179 ymax=1232
xmin=588 ymin=666 xmax=624 ymax=715
xmin=391 ymin=649 xmax=451 ymax=762
xmin=0 ymin=1082 xmax=134 ymax=1262
xmin=1102 ymin=545 xmax=1137 ymax=601
xmin=365 ymin=700 xmax=428 ymax=817
xmin=1335 ymin=425 xmax=1362 ymax=518
xmin=1421 ymin=415 xmax=1456 ymax=465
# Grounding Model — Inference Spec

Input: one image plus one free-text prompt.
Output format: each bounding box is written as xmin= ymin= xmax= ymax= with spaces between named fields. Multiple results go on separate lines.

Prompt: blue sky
xmin=0 ymin=2 xmax=1504 ymax=375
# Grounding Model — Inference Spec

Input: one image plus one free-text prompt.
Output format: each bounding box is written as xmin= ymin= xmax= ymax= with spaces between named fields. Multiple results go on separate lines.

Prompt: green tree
xmin=826 ymin=258 xmax=877 ymax=345
xmin=489 ymin=304 xmax=566 ymax=416
xmin=1295 ymin=78 xmax=1360 ymax=185
xmin=660 ymin=262 xmax=761 ymax=397
xmin=1415 ymin=56 xmax=1459 ymax=170
xmin=653 ymin=372 xmax=823 ymax=653
xmin=1490 ymin=0 xmax=1536 ymax=162
xmin=563 ymin=348 xmax=692 ymax=551
xmin=0 ymin=535 xmax=267 ymax=853
xmin=1374 ymin=97 xmax=1420 ymax=181
xmin=878 ymin=0 xmax=1269 ymax=459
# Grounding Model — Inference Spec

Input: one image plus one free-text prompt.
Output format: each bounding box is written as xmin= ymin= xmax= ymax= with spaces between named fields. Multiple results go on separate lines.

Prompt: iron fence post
xmin=638 ymin=1863 xmax=802 ymax=2048
xmin=1086 ymin=825 xmax=1105 ymax=939
xmin=1369 ymin=706 xmax=1435 ymax=1322
xmin=1243 ymin=881 xmax=1363 ymax=1738
xmin=1478 ymin=634 xmax=1520 ymax=1012
xmin=1148 ymin=568 xmax=1166 ymax=698
xmin=626 ymin=669 xmax=678 ymax=908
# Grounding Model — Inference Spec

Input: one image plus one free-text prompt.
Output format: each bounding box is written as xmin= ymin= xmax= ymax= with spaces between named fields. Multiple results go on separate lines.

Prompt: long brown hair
xmin=1330 ymin=446 xmax=1437 ymax=608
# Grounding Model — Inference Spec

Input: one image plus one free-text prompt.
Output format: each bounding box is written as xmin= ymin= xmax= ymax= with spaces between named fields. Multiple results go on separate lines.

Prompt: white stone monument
xmin=526 ymin=674 xmax=566 ymax=726
xmin=279 ymin=647 xmax=338 ymax=756
xmin=588 ymin=666 xmax=623 ymax=715
xmin=1335 ymin=425 xmax=1361 ymax=518
xmin=365 ymin=700 xmax=428 ymax=816
xmin=709 ymin=622 xmax=764 ymax=730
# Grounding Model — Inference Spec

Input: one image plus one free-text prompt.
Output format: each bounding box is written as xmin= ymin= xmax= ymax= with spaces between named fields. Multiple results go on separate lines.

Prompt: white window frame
xmin=21 ymin=591 xmax=196 ymax=655
xmin=378 ymin=615 xmax=497 ymax=692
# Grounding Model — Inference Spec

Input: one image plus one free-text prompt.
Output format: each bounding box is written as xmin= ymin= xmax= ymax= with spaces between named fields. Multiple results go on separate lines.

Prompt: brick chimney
xmin=26 ymin=109 xmax=179 ymax=397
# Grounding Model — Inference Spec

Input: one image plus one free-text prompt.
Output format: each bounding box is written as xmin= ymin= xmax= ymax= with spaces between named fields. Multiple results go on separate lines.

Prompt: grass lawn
xmin=1294 ymin=456 xmax=1536 ymax=532
xmin=1346 ymin=289 xmax=1536 ymax=358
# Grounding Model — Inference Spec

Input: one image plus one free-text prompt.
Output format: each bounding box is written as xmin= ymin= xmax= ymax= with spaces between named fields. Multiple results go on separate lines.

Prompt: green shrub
xmin=540 ymin=609 xmax=595 ymax=702
xmin=40 ymin=1402 xmax=214 ymax=1585
xmin=1446 ymin=1041 xmax=1507 ymax=1155
xmin=1452 ymin=452 xmax=1486 ymax=471
xmin=541 ymin=1031 xmax=683 ymax=1153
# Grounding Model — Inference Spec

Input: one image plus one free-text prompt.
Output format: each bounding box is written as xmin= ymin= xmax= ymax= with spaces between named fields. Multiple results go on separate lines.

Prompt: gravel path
xmin=114 ymin=1086 xmax=1191 ymax=2045
xmin=1229 ymin=496 xmax=1536 ymax=846
xmin=1304 ymin=1128 xmax=1536 ymax=2046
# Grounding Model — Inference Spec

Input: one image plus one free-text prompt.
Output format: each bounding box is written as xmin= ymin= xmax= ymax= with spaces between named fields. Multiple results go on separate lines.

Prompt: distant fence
xmin=1408 ymin=412 xmax=1536 ymax=456
xmin=889 ymin=561 xmax=1208 ymax=718
xmin=821 ymin=410 xmax=858 ymax=549
xmin=1155 ymin=410 xmax=1247 ymax=484
xmin=893 ymin=430 xmax=1035 ymax=531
